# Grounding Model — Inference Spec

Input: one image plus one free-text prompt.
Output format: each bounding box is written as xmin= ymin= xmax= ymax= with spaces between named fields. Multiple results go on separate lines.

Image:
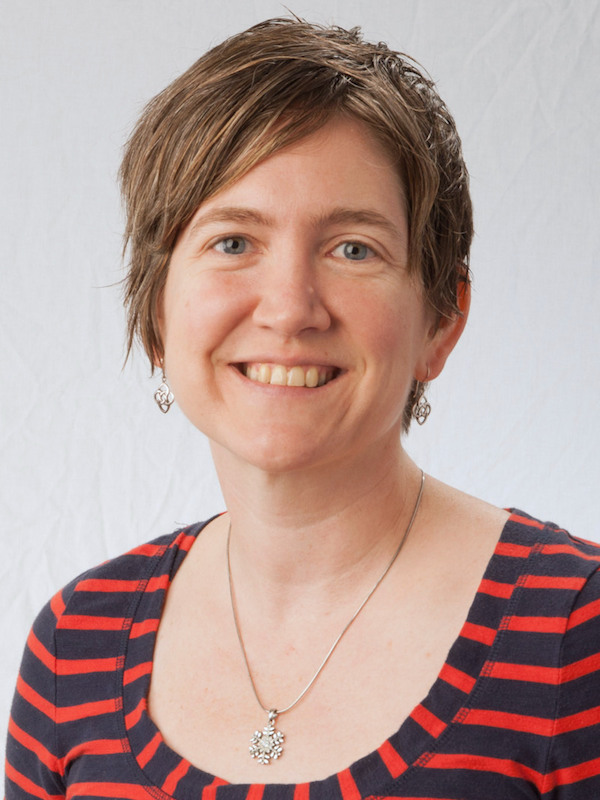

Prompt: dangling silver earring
xmin=154 ymin=364 xmax=174 ymax=413
xmin=412 ymin=367 xmax=431 ymax=425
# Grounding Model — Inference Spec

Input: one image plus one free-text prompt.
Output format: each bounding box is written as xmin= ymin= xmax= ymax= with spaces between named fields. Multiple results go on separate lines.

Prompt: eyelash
xmin=209 ymin=236 xmax=379 ymax=262
xmin=212 ymin=236 xmax=248 ymax=255
xmin=331 ymin=241 xmax=377 ymax=261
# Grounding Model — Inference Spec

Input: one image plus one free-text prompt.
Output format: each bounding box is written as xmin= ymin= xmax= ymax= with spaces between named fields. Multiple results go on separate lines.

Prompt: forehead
xmin=181 ymin=116 xmax=406 ymax=239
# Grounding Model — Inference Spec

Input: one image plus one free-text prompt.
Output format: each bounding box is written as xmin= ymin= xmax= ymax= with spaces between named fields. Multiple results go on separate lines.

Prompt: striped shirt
xmin=5 ymin=510 xmax=600 ymax=799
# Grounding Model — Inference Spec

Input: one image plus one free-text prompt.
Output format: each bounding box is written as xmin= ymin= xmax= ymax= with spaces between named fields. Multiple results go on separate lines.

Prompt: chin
xmin=219 ymin=428 xmax=335 ymax=475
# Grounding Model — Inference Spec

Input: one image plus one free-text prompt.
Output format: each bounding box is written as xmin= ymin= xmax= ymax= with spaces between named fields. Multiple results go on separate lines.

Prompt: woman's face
xmin=160 ymin=116 xmax=447 ymax=473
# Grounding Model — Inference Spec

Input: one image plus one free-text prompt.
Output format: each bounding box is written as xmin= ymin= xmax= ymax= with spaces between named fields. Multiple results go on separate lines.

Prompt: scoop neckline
xmin=121 ymin=511 xmax=529 ymax=799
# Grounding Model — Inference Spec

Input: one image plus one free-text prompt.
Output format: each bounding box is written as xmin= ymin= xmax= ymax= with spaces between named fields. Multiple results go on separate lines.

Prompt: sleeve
xmin=542 ymin=565 xmax=600 ymax=798
xmin=5 ymin=591 xmax=67 ymax=800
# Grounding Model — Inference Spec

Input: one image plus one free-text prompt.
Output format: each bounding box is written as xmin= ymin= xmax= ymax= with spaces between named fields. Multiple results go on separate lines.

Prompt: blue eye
xmin=339 ymin=242 xmax=372 ymax=261
xmin=215 ymin=236 xmax=246 ymax=255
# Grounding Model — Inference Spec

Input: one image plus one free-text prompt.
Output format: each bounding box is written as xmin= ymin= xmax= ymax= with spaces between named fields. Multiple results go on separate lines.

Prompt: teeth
xmin=287 ymin=366 xmax=305 ymax=386
xmin=243 ymin=363 xmax=334 ymax=388
xmin=258 ymin=364 xmax=271 ymax=384
xmin=305 ymin=367 xmax=319 ymax=388
xmin=270 ymin=365 xmax=287 ymax=385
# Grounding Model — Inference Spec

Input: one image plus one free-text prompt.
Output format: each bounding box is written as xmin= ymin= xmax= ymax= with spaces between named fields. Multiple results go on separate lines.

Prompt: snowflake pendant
xmin=249 ymin=709 xmax=284 ymax=764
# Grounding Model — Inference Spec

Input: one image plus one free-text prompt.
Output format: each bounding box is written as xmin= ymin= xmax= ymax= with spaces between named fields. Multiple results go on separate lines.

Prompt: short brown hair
xmin=120 ymin=17 xmax=472 ymax=430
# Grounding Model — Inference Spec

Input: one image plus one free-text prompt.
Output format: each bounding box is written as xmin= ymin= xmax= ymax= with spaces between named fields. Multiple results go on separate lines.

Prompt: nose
xmin=252 ymin=248 xmax=331 ymax=337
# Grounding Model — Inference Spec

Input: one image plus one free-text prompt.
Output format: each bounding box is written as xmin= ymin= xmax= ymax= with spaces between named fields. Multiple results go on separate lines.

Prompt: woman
xmin=6 ymin=17 xmax=600 ymax=800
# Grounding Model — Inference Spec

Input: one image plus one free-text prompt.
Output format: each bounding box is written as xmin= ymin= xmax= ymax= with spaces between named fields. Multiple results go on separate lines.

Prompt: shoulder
xmin=503 ymin=509 xmax=600 ymax=577
xmin=516 ymin=520 xmax=600 ymax=791
xmin=498 ymin=511 xmax=600 ymax=670
xmin=14 ymin=521 xmax=210 ymax=716
xmin=34 ymin=521 xmax=209 ymax=641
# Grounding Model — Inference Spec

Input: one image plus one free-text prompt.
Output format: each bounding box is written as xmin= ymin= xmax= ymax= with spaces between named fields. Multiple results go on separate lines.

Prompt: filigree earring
xmin=412 ymin=367 xmax=431 ymax=425
xmin=154 ymin=363 xmax=174 ymax=413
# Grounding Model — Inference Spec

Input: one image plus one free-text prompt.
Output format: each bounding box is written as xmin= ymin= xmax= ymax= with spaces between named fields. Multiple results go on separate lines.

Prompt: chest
xmin=146 ymin=579 xmax=474 ymax=784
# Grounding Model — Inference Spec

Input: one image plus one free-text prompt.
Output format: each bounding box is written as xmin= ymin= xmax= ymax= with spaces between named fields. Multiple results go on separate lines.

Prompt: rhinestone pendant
xmin=249 ymin=709 xmax=284 ymax=764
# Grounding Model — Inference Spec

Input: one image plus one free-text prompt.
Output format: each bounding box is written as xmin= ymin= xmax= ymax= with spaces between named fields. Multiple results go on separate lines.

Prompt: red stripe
xmin=27 ymin=630 xmax=55 ymax=670
xmin=504 ymin=615 xmax=567 ymax=634
xmin=28 ymin=630 xmax=120 ymax=675
xmin=58 ymin=656 xmax=120 ymax=676
xmin=5 ymin=761 xmax=63 ymax=800
xmin=495 ymin=542 xmax=532 ymax=558
xmin=523 ymin=575 xmax=586 ymax=591
xmin=568 ymin=598 xmax=600 ymax=629
xmin=178 ymin=533 xmax=197 ymax=552
xmin=57 ymin=615 xmax=131 ymax=631
xmin=460 ymin=621 xmax=496 ymax=645
xmin=130 ymin=618 xmax=160 ymax=638
xmin=458 ymin=707 xmax=554 ymax=736
xmin=246 ymin=784 xmax=265 ymax=800
xmin=555 ymin=705 xmax=600 ymax=734
xmin=293 ymin=783 xmax=310 ymax=800
xmin=76 ymin=579 xmax=141 ymax=593
xmin=147 ymin=574 xmax=170 ymax=592
xmin=337 ymin=768 xmax=360 ymax=800
xmin=17 ymin=675 xmax=55 ymax=720
xmin=484 ymin=660 xmax=559 ymax=684
xmin=57 ymin=697 xmax=120 ymax=724
xmin=50 ymin=589 xmax=66 ymax=620
xmin=479 ymin=579 xmax=514 ymax=599
xmin=8 ymin=717 xmax=60 ymax=775
xmin=542 ymin=543 xmax=600 ymax=561
xmin=138 ymin=731 xmax=161 ymax=768
xmin=410 ymin=704 xmax=446 ymax=738
xmin=61 ymin=738 xmax=129 ymax=772
xmin=126 ymin=542 xmax=165 ymax=557
xmin=65 ymin=782 xmax=155 ymax=799
xmin=425 ymin=752 xmax=543 ymax=789
xmin=486 ymin=653 xmax=600 ymax=684
xmin=124 ymin=661 xmax=153 ymax=685
xmin=17 ymin=680 xmax=122 ymax=726
xmin=569 ymin=534 xmax=600 ymax=547
xmin=548 ymin=755 xmax=600 ymax=787
xmin=162 ymin=758 xmax=191 ymax=795
xmin=439 ymin=663 xmax=476 ymax=693
xmin=75 ymin=576 xmax=168 ymax=594
xmin=509 ymin=514 xmax=545 ymax=530
xmin=201 ymin=776 xmax=229 ymax=800
xmin=125 ymin=698 xmax=146 ymax=730
xmin=378 ymin=740 xmax=408 ymax=778
xmin=563 ymin=652 xmax=600 ymax=682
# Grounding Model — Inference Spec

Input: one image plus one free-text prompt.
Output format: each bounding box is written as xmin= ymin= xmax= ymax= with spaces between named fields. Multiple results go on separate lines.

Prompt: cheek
xmin=342 ymin=284 xmax=427 ymax=363
xmin=162 ymin=272 xmax=249 ymax=358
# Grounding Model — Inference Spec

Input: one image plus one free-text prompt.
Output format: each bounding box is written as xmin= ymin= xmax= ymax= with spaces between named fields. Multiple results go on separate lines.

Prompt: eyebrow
xmin=184 ymin=205 xmax=405 ymax=243
xmin=315 ymin=208 xmax=403 ymax=239
xmin=184 ymin=208 xmax=273 ymax=243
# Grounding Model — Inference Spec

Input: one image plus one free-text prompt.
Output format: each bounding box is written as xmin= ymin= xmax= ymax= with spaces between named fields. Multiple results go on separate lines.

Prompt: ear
xmin=417 ymin=280 xmax=470 ymax=382
xmin=152 ymin=350 xmax=163 ymax=371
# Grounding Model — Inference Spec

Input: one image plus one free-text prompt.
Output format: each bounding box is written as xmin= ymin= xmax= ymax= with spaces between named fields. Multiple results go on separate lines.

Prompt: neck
xmin=211 ymin=436 xmax=423 ymax=607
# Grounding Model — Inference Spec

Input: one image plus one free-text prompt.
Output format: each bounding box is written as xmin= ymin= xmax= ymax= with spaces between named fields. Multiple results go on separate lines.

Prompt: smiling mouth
xmin=239 ymin=363 xmax=340 ymax=388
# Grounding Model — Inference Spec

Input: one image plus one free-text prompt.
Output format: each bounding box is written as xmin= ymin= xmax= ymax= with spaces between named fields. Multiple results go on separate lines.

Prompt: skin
xmin=159 ymin=117 xmax=460 ymax=477
xmin=148 ymin=116 xmax=508 ymax=783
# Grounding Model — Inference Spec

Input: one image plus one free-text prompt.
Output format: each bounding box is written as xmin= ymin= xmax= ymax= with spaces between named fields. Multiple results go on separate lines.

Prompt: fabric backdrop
xmin=1 ymin=0 xmax=599 ymax=726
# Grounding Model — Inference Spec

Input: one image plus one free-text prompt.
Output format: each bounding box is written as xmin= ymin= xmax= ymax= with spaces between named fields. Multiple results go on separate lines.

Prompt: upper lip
xmin=230 ymin=355 xmax=345 ymax=369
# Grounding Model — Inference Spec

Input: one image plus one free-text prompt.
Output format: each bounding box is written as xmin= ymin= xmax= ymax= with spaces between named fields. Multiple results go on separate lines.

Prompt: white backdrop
xmin=2 ymin=0 xmax=599 ymax=726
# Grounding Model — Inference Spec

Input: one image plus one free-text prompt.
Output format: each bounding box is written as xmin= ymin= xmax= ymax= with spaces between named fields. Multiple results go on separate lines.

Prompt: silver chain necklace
xmin=226 ymin=470 xmax=425 ymax=765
